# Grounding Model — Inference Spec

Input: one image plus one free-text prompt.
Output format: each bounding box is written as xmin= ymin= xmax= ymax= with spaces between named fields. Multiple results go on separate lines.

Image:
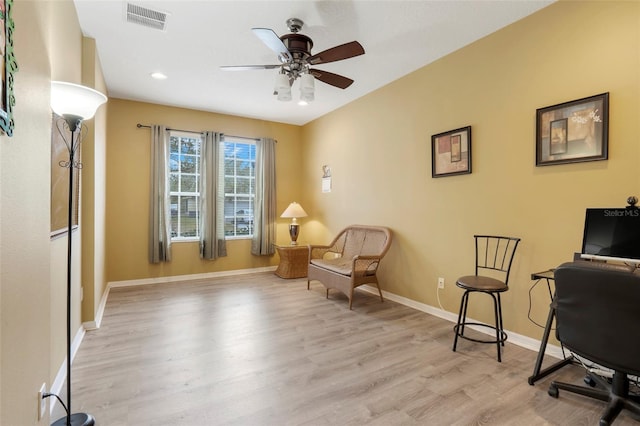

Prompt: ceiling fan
xmin=221 ymin=18 xmax=365 ymax=101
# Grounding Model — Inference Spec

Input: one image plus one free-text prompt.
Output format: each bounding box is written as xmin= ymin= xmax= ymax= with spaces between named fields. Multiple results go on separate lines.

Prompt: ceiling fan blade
xmin=252 ymin=28 xmax=291 ymax=62
xmin=220 ymin=65 xmax=281 ymax=71
xmin=309 ymin=69 xmax=354 ymax=89
xmin=307 ymin=41 xmax=365 ymax=65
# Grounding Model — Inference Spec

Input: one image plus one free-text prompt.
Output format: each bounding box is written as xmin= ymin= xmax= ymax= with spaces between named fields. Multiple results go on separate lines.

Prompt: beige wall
xmin=105 ymin=99 xmax=303 ymax=282
xmin=301 ymin=0 xmax=639 ymax=342
xmin=0 ymin=0 xmax=107 ymax=423
xmin=1 ymin=0 xmax=53 ymax=422
xmin=80 ymin=36 xmax=109 ymax=325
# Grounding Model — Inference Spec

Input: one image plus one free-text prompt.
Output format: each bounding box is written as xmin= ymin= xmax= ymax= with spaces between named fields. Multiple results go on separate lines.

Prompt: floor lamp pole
xmin=65 ymin=122 xmax=75 ymax=426
xmin=51 ymin=117 xmax=95 ymax=426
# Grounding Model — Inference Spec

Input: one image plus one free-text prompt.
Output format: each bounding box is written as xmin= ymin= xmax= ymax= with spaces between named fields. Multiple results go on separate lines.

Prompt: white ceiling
xmin=73 ymin=0 xmax=553 ymax=126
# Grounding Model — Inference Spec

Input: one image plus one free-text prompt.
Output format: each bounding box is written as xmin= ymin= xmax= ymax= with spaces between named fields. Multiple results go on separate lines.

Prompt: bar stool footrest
xmin=453 ymin=321 xmax=507 ymax=345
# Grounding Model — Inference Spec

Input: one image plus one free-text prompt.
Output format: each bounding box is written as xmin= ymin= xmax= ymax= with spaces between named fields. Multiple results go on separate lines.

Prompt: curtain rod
xmin=136 ymin=123 xmax=273 ymax=142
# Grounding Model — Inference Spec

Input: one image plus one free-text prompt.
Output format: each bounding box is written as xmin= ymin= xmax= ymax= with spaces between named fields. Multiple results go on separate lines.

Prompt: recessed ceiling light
xmin=150 ymin=72 xmax=167 ymax=80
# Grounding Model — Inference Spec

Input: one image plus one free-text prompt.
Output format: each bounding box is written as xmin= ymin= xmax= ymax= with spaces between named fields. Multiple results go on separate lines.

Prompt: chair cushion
xmin=456 ymin=275 xmax=508 ymax=292
xmin=311 ymin=258 xmax=353 ymax=275
xmin=310 ymin=258 xmax=377 ymax=276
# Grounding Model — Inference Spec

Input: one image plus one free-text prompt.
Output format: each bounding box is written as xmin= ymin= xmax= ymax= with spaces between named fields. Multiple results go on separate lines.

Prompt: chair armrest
xmin=352 ymin=255 xmax=382 ymax=277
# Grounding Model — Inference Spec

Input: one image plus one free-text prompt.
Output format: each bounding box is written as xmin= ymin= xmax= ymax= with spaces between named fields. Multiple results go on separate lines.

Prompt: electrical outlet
xmin=438 ymin=277 xmax=445 ymax=289
xmin=38 ymin=383 xmax=47 ymax=421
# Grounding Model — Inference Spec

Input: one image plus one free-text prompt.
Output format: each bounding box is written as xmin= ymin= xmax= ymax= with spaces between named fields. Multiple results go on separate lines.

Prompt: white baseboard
xmin=107 ymin=266 xmax=277 ymax=289
xmin=360 ymin=285 xmax=564 ymax=360
xmin=49 ymin=325 xmax=86 ymax=416
xmin=93 ymin=266 xmax=278 ymax=327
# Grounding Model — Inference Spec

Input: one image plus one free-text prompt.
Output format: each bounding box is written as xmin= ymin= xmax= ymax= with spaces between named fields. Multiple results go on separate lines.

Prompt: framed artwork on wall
xmin=0 ymin=0 xmax=17 ymax=136
xmin=536 ymin=92 xmax=609 ymax=166
xmin=431 ymin=126 xmax=472 ymax=178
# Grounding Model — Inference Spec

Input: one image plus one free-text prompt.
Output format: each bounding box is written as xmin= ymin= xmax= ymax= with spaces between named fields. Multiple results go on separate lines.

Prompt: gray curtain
xmin=251 ymin=137 xmax=277 ymax=255
xmin=149 ymin=125 xmax=172 ymax=263
xmin=199 ymin=131 xmax=227 ymax=260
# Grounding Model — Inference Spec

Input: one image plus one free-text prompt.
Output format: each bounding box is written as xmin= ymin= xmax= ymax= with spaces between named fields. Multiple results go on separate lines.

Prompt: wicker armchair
xmin=307 ymin=225 xmax=392 ymax=309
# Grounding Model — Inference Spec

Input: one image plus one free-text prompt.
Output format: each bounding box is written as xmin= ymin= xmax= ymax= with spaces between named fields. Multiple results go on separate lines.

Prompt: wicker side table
xmin=274 ymin=244 xmax=309 ymax=279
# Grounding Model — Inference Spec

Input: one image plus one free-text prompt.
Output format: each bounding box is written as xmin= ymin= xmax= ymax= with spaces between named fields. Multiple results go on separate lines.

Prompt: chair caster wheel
xmin=548 ymin=384 xmax=559 ymax=398
xmin=584 ymin=375 xmax=596 ymax=387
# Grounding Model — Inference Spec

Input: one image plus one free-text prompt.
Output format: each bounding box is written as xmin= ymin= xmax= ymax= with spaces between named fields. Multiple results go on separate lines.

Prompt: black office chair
xmin=452 ymin=235 xmax=520 ymax=362
xmin=548 ymin=261 xmax=640 ymax=425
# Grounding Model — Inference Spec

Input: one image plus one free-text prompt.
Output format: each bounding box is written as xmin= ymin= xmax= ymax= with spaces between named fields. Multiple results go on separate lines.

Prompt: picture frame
xmin=431 ymin=126 xmax=471 ymax=178
xmin=0 ymin=0 xmax=17 ymax=136
xmin=536 ymin=92 xmax=609 ymax=166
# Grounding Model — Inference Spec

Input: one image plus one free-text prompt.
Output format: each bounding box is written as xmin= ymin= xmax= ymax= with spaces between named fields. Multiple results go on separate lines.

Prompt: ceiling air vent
xmin=125 ymin=3 xmax=169 ymax=31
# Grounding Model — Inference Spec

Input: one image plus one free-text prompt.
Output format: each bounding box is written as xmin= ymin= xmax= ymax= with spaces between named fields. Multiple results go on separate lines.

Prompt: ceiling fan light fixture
xmin=299 ymin=73 xmax=314 ymax=104
xmin=275 ymin=73 xmax=292 ymax=101
xmin=274 ymin=73 xmax=289 ymax=90
xmin=300 ymin=73 xmax=314 ymax=93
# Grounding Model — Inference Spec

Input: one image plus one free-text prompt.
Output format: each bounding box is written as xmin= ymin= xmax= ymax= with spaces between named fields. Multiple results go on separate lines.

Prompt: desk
xmin=527 ymin=269 xmax=574 ymax=385
xmin=274 ymin=244 xmax=309 ymax=279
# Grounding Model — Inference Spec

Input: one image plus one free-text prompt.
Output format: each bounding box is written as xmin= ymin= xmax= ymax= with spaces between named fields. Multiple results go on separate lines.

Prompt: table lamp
xmin=280 ymin=202 xmax=308 ymax=245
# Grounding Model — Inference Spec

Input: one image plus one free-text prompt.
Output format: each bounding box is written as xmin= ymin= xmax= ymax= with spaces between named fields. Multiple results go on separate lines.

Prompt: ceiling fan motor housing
xmin=280 ymin=34 xmax=313 ymax=58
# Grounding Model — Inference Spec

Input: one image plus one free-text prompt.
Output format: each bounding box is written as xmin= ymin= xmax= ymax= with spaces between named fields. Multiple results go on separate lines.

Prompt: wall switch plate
xmin=38 ymin=383 xmax=47 ymax=421
xmin=438 ymin=277 xmax=445 ymax=289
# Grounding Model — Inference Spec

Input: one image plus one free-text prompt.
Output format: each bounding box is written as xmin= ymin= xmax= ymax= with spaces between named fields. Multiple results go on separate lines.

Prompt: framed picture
xmin=536 ymin=92 xmax=609 ymax=166
xmin=0 ymin=0 xmax=17 ymax=136
xmin=431 ymin=126 xmax=471 ymax=178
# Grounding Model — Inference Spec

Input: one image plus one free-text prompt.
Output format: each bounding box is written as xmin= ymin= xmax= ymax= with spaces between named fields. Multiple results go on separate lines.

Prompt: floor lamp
xmin=49 ymin=81 xmax=107 ymax=426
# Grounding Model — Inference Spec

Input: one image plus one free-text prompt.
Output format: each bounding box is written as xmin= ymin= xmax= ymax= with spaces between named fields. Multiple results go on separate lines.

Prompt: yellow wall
xmin=301 ymin=0 xmax=639 ymax=341
xmin=105 ymin=99 xmax=303 ymax=282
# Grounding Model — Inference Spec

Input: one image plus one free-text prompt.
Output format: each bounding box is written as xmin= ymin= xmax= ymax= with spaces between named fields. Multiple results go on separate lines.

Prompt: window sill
xmin=171 ymin=238 xmax=199 ymax=243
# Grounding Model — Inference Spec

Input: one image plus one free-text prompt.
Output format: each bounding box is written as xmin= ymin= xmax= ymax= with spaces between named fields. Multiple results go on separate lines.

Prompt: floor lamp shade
xmin=280 ymin=202 xmax=308 ymax=245
xmin=51 ymin=81 xmax=107 ymax=124
xmin=49 ymin=81 xmax=107 ymax=426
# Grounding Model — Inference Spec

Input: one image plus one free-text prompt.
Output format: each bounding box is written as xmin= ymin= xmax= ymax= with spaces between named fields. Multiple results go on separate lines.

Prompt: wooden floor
xmin=57 ymin=272 xmax=640 ymax=425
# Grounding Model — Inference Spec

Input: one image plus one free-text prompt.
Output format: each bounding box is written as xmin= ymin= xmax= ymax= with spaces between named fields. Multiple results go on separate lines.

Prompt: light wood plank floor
xmin=58 ymin=272 xmax=640 ymax=425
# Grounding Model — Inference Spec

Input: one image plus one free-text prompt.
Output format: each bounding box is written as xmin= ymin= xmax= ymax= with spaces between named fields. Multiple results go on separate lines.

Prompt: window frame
xmin=168 ymin=130 xmax=202 ymax=242
xmin=222 ymin=136 xmax=257 ymax=240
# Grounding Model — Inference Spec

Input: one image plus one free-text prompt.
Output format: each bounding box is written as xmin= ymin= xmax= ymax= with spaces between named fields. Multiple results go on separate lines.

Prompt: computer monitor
xmin=581 ymin=208 xmax=640 ymax=264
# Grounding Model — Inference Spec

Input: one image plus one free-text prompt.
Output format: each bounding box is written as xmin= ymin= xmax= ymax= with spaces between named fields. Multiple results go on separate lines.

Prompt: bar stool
xmin=452 ymin=235 xmax=521 ymax=362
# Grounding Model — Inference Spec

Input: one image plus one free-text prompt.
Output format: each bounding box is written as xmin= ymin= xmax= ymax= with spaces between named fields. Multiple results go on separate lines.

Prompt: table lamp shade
xmin=280 ymin=202 xmax=308 ymax=219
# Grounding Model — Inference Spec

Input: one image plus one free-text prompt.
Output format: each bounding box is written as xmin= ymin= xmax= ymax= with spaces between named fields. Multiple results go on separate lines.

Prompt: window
xmin=223 ymin=137 xmax=256 ymax=239
xmin=168 ymin=132 xmax=257 ymax=241
xmin=169 ymin=131 xmax=201 ymax=240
